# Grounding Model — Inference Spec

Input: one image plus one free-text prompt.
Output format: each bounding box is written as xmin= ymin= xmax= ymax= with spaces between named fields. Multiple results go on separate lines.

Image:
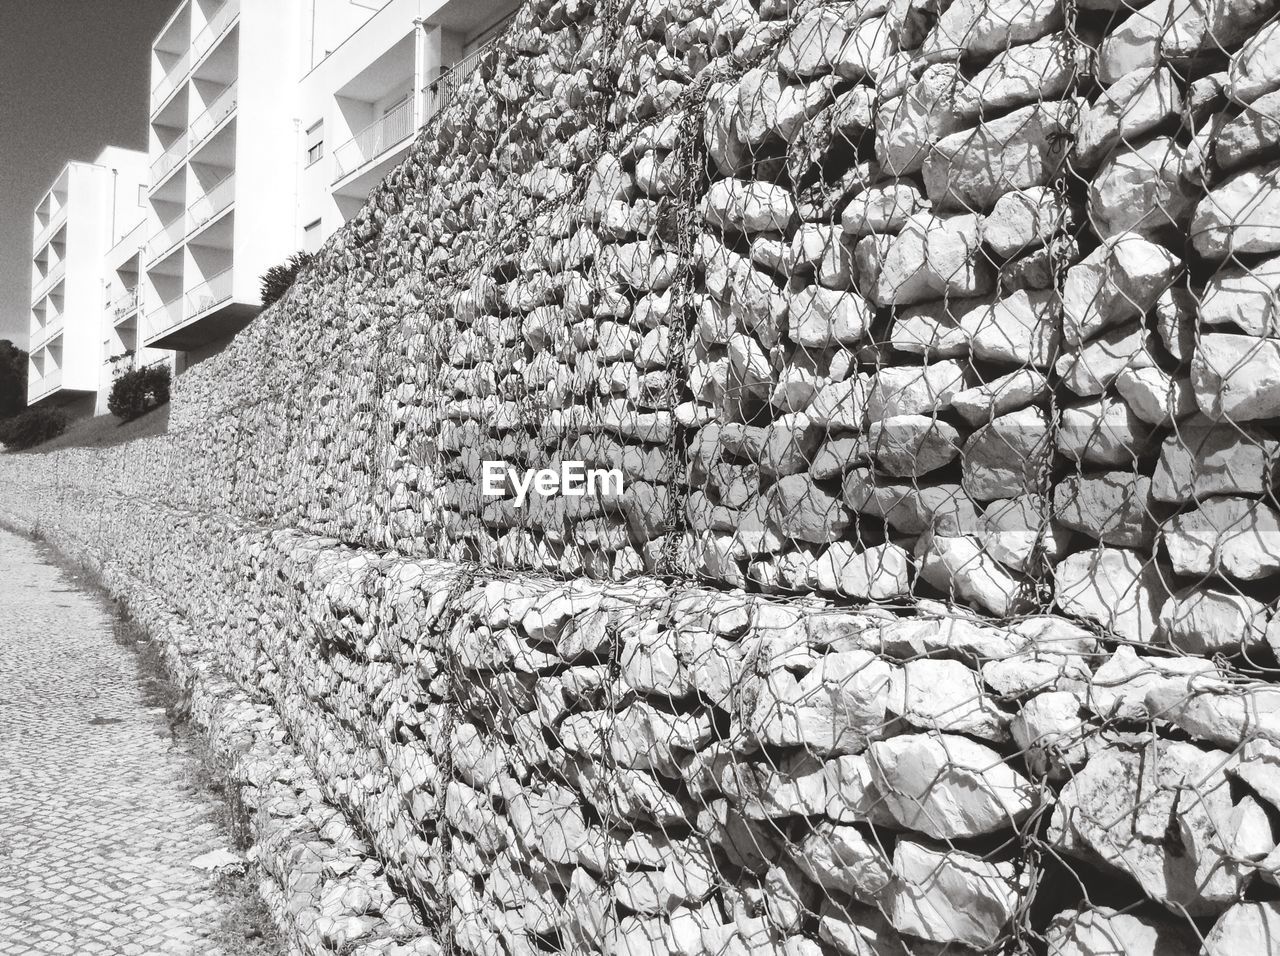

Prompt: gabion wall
xmin=6 ymin=0 xmax=1280 ymax=950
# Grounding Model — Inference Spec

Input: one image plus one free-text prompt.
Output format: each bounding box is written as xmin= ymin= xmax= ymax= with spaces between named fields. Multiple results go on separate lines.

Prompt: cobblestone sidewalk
xmin=0 ymin=528 xmax=264 ymax=955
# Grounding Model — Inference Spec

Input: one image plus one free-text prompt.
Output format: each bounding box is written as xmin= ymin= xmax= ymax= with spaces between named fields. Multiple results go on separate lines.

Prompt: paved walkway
xmin=0 ymin=529 xmax=257 ymax=955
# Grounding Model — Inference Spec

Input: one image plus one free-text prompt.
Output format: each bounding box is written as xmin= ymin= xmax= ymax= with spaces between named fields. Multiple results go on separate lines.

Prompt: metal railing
xmin=28 ymin=367 xmax=63 ymax=402
xmin=30 ymin=314 xmax=64 ymax=350
xmin=152 ymin=48 xmax=192 ymax=108
xmin=147 ymin=217 xmax=186 ymax=262
xmin=147 ymin=296 xmax=185 ymax=340
xmin=420 ymin=16 xmax=515 ymax=124
xmin=152 ymin=133 xmax=190 ymax=183
xmin=189 ymin=82 xmax=237 ymax=148
xmin=185 ymin=267 xmax=234 ymax=319
xmin=32 ymin=260 xmax=66 ymax=300
xmin=331 ymin=97 xmax=412 ymax=183
xmin=109 ymin=288 xmax=140 ymax=321
xmin=32 ymin=205 xmax=68 ymax=252
xmin=192 ymin=0 xmax=239 ymax=63
xmin=188 ymin=173 xmax=235 ymax=233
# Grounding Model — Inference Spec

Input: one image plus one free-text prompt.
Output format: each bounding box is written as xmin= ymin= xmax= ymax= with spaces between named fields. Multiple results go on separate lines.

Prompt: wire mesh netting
xmin=7 ymin=0 xmax=1280 ymax=951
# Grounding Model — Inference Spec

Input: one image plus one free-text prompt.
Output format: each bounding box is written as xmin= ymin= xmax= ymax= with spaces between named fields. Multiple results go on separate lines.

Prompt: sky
xmin=0 ymin=0 xmax=178 ymax=347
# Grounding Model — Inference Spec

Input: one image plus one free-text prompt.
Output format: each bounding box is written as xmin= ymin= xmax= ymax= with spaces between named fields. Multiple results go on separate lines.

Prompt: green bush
xmin=0 ymin=407 xmax=69 ymax=450
xmin=260 ymin=252 xmax=313 ymax=307
xmin=108 ymin=364 xmax=171 ymax=422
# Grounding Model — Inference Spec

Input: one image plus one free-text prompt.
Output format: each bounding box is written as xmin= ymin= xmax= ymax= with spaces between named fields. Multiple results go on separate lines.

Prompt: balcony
xmin=422 ymin=37 xmax=503 ymax=126
xmin=147 ymin=296 xmax=185 ymax=340
xmin=332 ymin=97 xmax=411 ymax=183
xmin=192 ymin=0 xmax=239 ymax=65
xmin=152 ymin=48 xmax=192 ymax=110
xmin=152 ymin=134 xmax=190 ymax=184
xmin=32 ymin=260 xmax=66 ymax=300
xmin=110 ymin=288 xmax=141 ymax=322
xmin=189 ymin=83 xmax=237 ymax=149
xmin=30 ymin=314 xmax=64 ymax=350
xmin=186 ymin=267 xmax=233 ymax=319
xmin=147 ymin=218 xmax=186 ymax=263
xmin=188 ymin=174 xmax=236 ymax=235
xmin=29 ymin=367 xmax=64 ymax=403
xmin=33 ymin=205 xmax=68 ymax=252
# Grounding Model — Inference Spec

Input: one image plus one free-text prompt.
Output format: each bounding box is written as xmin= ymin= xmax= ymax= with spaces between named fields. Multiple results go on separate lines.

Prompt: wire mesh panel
xmin=7 ymin=0 xmax=1280 ymax=952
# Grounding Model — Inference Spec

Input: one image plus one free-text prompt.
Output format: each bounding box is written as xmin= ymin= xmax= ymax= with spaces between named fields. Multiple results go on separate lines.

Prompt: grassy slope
xmin=10 ymin=403 xmax=171 ymax=454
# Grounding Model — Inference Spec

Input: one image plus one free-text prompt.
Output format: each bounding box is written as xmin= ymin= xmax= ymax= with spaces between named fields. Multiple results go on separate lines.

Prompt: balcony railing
xmin=147 ymin=296 xmax=185 ymax=339
xmin=332 ymin=97 xmax=411 ymax=183
xmin=28 ymin=367 xmax=63 ymax=402
xmin=152 ymin=134 xmax=190 ymax=184
xmin=420 ymin=15 xmax=515 ymax=124
xmin=192 ymin=0 xmax=239 ymax=63
xmin=186 ymin=267 xmax=234 ymax=319
xmin=190 ymin=83 xmax=237 ymax=148
xmin=152 ymin=48 xmax=192 ymax=109
xmin=147 ymin=217 xmax=186 ymax=262
xmin=109 ymin=288 xmax=140 ymax=321
xmin=32 ymin=260 xmax=66 ymax=300
xmin=33 ymin=205 xmax=68 ymax=252
xmin=188 ymin=173 xmax=235 ymax=233
xmin=33 ymin=312 xmax=65 ymax=348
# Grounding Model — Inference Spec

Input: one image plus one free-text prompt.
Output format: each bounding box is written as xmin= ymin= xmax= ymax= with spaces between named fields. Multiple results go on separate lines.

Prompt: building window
xmin=304 ymin=219 xmax=322 ymax=253
xmin=137 ymin=184 xmax=147 ymax=207
xmin=305 ymin=122 xmax=324 ymax=168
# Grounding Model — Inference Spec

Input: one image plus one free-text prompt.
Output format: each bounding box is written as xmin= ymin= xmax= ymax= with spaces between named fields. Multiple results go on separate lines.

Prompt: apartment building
xmin=296 ymin=0 xmax=520 ymax=249
xmin=28 ymin=148 xmax=149 ymax=412
xmin=26 ymin=0 xmax=520 ymax=415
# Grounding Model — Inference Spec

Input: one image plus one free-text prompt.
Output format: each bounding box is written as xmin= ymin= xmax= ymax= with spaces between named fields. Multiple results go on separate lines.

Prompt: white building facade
xmin=27 ymin=0 xmax=519 ymax=414
xmin=28 ymin=148 xmax=150 ymax=412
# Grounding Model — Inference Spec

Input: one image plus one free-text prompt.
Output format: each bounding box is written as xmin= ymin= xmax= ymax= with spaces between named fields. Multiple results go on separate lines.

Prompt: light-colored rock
xmin=767 ymin=474 xmax=853 ymax=545
xmin=1055 ymin=322 xmax=1157 ymax=397
xmin=1151 ymin=417 xmax=1280 ymax=503
xmin=748 ymin=650 xmax=893 ymax=755
xmin=788 ymin=284 xmax=872 ymax=347
xmin=1089 ymin=137 xmax=1195 ymax=241
xmin=1158 ymin=586 xmax=1269 ymax=655
xmin=1045 ymin=907 xmax=1198 ymax=956
xmin=873 ymin=212 xmax=991 ymax=306
xmin=885 ymin=841 xmax=1019 ymax=949
xmin=1073 ymin=66 xmax=1180 ymax=169
xmin=778 ymin=7 xmax=895 ymax=81
xmin=790 ymin=821 xmax=891 ymax=904
xmin=814 ymin=541 xmax=913 ymax=600
xmin=1115 ymin=366 xmax=1196 ymax=426
xmin=979 ymin=494 xmax=1070 ymax=572
xmin=961 ymin=406 xmax=1053 ymax=501
xmin=865 ymin=360 xmax=968 ymax=420
xmin=1200 ymin=255 xmax=1280 ymax=336
xmin=868 ymin=415 xmax=961 ymax=476
xmin=808 ymin=374 xmax=870 ymax=431
xmin=1192 ymin=333 xmax=1280 ymax=421
xmin=1011 ymin=691 xmax=1095 ymax=780
xmin=921 ymin=0 xmax=1061 ymax=59
xmin=1162 ymin=495 xmax=1280 ymax=581
xmin=1204 ymin=902 xmax=1280 ymax=956
xmin=957 ymin=33 xmax=1082 ymax=118
xmin=922 ymin=101 xmax=1075 ymax=211
xmin=1052 ymin=472 xmax=1155 ymax=547
xmin=869 ymin=732 xmax=1036 ymax=838
xmin=1089 ymin=645 xmax=1218 ymax=721
xmin=914 ymin=531 xmax=1035 ymax=616
xmin=841 ymin=181 xmax=928 ymax=235
xmin=1191 ymin=163 xmax=1280 ymax=258
xmin=1229 ymin=20 xmax=1280 ymax=104
xmin=843 ymin=472 xmax=983 ymax=535
xmin=1056 ymin=396 xmax=1154 ymax=466
xmin=1050 ymin=739 xmax=1260 ymax=915
xmin=889 ymin=298 xmax=978 ymax=357
xmin=981 ymin=186 xmax=1066 ymax=258
xmin=951 ymin=369 xmax=1049 ymax=426
xmin=875 ymin=64 xmax=969 ymax=175
xmin=963 ymin=289 xmax=1060 ymax=368
xmin=1062 ymin=233 xmax=1181 ymax=346
xmin=1054 ymin=547 xmax=1166 ymax=643
xmin=703 ymin=178 xmax=797 ymax=234
xmin=889 ymin=658 xmax=1009 ymax=740
xmin=1218 ymin=89 xmax=1280 ymax=171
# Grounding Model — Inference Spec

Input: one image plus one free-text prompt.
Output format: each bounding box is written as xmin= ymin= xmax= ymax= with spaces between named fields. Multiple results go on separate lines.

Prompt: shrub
xmin=260 ymin=252 xmax=313 ymax=307
xmin=108 ymin=364 xmax=171 ymax=422
xmin=0 ymin=406 xmax=70 ymax=450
